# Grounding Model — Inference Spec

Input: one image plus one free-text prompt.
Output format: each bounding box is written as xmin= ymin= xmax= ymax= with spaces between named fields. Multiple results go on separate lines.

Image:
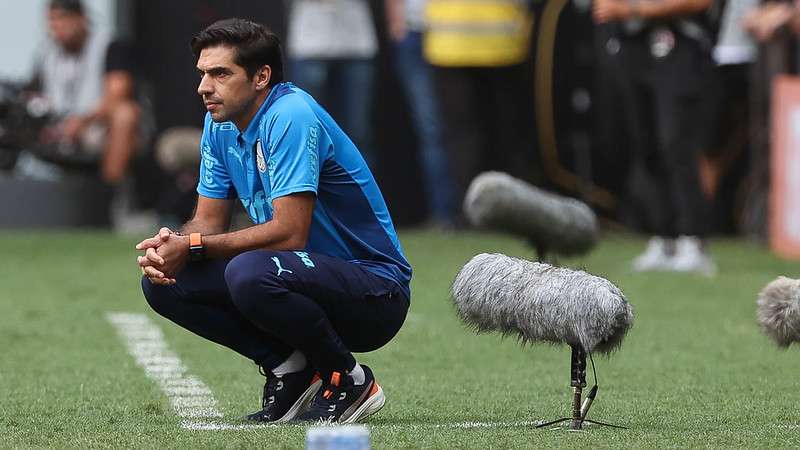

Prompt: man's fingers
xmin=592 ymin=4 xmax=611 ymax=22
xmin=143 ymin=265 xmax=166 ymax=279
xmin=147 ymin=276 xmax=172 ymax=286
xmin=145 ymin=247 xmax=165 ymax=265
xmin=593 ymin=11 xmax=610 ymax=23
xmin=138 ymin=255 xmax=162 ymax=268
xmin=137 ymin=255 xmax=153 ymax=267
xmin=159 ymin=227 xmax=172 ymax=240
xmin=135 ymin=227 xmax=173 ymax=250
xmin=137 ymin=227 xmax=178 ymax=285
xmin=136 ymin=236 xmax=161 ymax=250
xmin=141 ymin=263 xmax=168 ymax=284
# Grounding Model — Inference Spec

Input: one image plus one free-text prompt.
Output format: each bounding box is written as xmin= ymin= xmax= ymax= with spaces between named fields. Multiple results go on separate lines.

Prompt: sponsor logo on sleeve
xmin=307 ymin=126 xmax=319 ymax=185
xmin=256 ymin=140 xmax=267 ymax=173
xmin=201 ymin=144 xmax=217 ymax=187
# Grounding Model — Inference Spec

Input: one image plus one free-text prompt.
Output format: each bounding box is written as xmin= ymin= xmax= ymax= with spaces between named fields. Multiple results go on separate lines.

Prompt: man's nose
xmin=197 ymin=74 xmax=212 ymax=96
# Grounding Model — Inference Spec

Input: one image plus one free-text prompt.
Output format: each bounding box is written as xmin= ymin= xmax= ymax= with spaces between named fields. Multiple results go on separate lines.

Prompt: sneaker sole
xmin=339 ymin=383 xmax=385 ymax=424
xmin=275 ymin=379 xmax=323 ymax=424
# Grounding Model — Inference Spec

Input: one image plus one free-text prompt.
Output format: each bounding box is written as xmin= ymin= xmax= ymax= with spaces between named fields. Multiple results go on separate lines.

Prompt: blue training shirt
xmin=197 ymin=82 xmax=412 ymax=298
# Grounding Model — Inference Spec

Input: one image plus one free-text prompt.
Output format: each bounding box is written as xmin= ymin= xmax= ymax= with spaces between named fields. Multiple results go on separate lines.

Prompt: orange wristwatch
xmin=188 ymin=232 xmax=205 ymax=262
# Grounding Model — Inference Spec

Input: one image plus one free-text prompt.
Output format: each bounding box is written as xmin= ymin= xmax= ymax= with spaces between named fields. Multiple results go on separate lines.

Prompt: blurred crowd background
xmin=0 ymin=0 xmax=798 ymax=252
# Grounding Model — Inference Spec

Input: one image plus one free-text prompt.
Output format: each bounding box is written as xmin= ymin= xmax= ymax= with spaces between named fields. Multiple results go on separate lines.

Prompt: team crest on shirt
xmin=255 ymin=140 xmax=267 ymax=173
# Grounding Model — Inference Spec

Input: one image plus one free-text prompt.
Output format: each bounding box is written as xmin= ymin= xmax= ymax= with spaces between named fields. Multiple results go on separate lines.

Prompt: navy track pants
xmin=141 ymin=250 xmax=408 ymax=375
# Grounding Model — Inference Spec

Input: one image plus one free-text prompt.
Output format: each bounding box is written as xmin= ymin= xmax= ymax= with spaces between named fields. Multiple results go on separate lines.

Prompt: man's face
xmin=196 ymin=45 xmax=258 ymax=125
xmin=47 ymin=8 xmax=86 ymax=51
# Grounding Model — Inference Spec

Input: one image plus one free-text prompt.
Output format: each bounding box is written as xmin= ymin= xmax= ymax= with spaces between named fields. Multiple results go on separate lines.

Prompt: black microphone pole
xmin=570 ymin=345 xmax=587 ymax=430
xmin=537 ymin=345 xmax=586 ymax=430
xmin=537 ymin=345 xmax=626 ymax=430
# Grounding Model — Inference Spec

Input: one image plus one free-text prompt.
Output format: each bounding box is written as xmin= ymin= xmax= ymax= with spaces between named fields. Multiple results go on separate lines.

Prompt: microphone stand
xmin=523 ymin=246 xmax=624 ymax=430
xmin=532 ymin=242 xmax=558 ymax=266
xmin=536 ymin=345 xmax=626 ymax=430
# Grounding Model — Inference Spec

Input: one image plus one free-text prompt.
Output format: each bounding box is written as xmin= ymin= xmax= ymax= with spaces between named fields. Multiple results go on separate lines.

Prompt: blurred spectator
xmin=714 ymin=0 xmax=758 ymax=67
xmin=385 ymin=0 xmax=455 ymax=227
xmin=593 ymin=0 xmax=718 ymax=274
xmin=286 ymin=0 xmax=377 ymax=165
xmin=153 ymin=127 xmax=202 ymax=227
xmin=701 ymin=0 xmax=758 ymax=232
xmin=740 ymin=1 xmax=798 ymax=238
xmin=742 ymin=1 xmax=800 ymax=42
xmin=423 ymin=0 xmax=537 ymax=219
xmin=29 ymin=0 xmax=141 ymax=185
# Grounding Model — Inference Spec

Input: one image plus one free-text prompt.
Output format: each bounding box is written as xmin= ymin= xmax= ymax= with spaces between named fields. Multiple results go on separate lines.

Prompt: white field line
xmin=178 ymin=420 xmax=546 ymax=431
xmin=108 ymin=312 xmax=546 ymax=432
xmin=106 ymin=312 xmax=223 ymax=420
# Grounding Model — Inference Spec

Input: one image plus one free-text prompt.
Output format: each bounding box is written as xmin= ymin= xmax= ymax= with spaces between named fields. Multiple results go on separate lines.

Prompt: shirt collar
xmin=240 ymin=82 xmax=292 ymax=146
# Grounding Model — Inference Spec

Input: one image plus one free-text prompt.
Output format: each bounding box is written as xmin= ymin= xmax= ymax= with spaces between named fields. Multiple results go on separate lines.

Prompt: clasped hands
xmin=136 ymin=227 xmax=191 ymax=285
xmin=593 ymin=0 xmax=634 ymax=24
xmin=742 ymin=2 xmax=799 ymax=43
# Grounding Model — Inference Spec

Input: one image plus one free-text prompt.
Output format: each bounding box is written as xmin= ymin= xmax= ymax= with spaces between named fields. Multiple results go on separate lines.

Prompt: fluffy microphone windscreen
xmin=463 ymin=172 xmax=597 ymax=256
xmin=757 ymin=276 xmax=800 ymax=347
xmin=451 ymin=253 xmax=634 ymax=354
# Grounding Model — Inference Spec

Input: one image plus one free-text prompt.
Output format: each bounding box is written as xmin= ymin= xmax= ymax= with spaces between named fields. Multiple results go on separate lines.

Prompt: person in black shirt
xmin=594 ymin=0 xmax=718 ymax=275
xmin=30 ymin=0 xmax=141 ymax=184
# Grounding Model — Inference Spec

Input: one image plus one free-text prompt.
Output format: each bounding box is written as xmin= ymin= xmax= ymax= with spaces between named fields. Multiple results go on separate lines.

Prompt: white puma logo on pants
xmin=271 ymin=257 xmax=294 ymax=277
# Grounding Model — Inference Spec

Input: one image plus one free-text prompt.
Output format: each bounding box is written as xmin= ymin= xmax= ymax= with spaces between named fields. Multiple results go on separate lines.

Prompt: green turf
xmin=2 ymin=229 xmax=800 ymax=448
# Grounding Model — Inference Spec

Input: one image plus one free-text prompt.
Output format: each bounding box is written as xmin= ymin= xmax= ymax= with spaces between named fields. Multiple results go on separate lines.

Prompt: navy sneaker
xmin=293 ymin=365 xmax=385 ymax=424
xmin=245 ymin=365 xmax=322 ymax=423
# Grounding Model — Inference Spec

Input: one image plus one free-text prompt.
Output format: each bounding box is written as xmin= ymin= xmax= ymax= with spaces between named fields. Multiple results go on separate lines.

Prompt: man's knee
xmin=141 ymin=275 xmax=172 ymax=315
xmin=224 ymin=251 xmax=286 ymax=313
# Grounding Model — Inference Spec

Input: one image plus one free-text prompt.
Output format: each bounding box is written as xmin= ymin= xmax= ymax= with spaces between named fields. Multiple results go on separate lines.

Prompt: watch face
xmin=189 ymin=245 xmax=205 ymax=262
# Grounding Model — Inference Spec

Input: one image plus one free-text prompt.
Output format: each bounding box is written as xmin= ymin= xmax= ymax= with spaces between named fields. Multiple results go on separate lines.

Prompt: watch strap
xmin=189 ymin=233 xmax=205 ymax=262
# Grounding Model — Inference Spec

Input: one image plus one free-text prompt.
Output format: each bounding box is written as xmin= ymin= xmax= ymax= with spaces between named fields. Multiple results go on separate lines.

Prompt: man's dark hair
xmin=49 ymin=0 xmax=84 ymax=15
xmin=191 ymin=18 xmax=284 ymax=86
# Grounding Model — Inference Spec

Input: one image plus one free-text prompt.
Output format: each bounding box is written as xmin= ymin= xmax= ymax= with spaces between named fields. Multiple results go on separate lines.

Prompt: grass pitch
xmin=2 ymin=229 xmax=800 ymax=448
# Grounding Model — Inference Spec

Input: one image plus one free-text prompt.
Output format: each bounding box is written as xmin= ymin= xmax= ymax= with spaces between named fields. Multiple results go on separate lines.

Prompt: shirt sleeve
xmin=104 ymin=40 xmax=135 ymax=74
xmin=26 ymin=43 xmax=47 ymax=91
xmin=196 ymin=114 xmax=235 ymax=199
xmin=264 ymin=105 xmax=328 ymax=200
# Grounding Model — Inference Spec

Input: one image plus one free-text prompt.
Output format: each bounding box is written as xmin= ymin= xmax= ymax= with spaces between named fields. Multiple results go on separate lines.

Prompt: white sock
xmin=272 ymin=350 xmax=307 ymax=376
xmin=349 ymin=362 xmax=365 ymax=385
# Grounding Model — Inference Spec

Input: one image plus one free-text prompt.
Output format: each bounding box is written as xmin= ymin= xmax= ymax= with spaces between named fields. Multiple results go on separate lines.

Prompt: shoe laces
xmin=258 ymin=367 xmax=284 ymax=409
xmin=307 ymin=371 xmax=350 ymax=415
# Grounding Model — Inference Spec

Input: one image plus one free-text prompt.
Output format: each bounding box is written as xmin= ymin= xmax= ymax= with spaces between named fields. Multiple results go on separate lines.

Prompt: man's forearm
xmin=385 ymin=0 xmax=403 ymax=25
xmin=86 ymin=72 xmax=137 ymax=123
xmin=634 ymin=0 xmax=712 ymax=20
xmin=179 ymin=218 xmax=228 ymax=236
xmin=85 ymin=94 xmax=127 ymax=123
xmin=179 ymin=193 xmax=312 ymax=260
xmin=202 ymin=220 xmax=305 ymax=259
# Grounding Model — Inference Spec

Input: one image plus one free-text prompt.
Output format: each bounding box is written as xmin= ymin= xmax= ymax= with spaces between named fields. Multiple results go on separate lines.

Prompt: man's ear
xmin=255 ymin=65 xmax=272 ymax=91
